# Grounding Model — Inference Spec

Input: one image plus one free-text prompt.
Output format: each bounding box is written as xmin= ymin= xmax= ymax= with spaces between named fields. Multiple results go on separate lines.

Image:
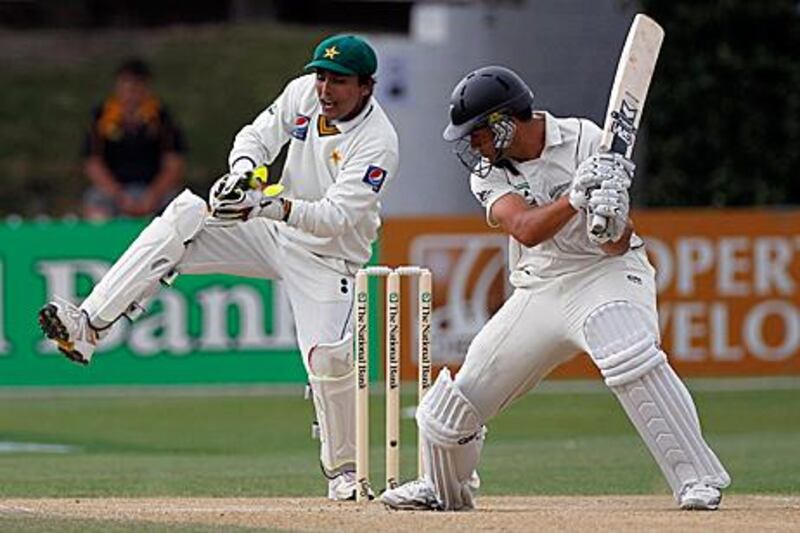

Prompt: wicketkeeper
xmin=38 ymin=34 xmax=398 ymax=501
xmin=381 ymin=66 xmax=730 ymax=511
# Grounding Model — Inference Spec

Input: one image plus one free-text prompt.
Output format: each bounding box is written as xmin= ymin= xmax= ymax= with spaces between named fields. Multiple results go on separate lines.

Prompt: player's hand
xmin=208 ymin=171 xmax=247 ymax=208
xmin=570 ymin=152 xmax=634 ymax=210
xmin=210 ymin=183 xmax=287 ymax=224
xmin=208 ymin=166 xmax=271 ymax=216
xmin=586 ymin=177 xmax=630 ymax=244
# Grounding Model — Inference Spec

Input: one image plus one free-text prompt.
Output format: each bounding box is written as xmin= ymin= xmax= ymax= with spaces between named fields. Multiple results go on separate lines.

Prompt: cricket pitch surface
xmin=1 ymin=495 xmax=798 ymax=532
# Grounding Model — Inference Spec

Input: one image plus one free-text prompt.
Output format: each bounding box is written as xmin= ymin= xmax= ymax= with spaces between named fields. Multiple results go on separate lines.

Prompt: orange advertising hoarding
xmin=381 ymin=209 xmax=800 ymax=380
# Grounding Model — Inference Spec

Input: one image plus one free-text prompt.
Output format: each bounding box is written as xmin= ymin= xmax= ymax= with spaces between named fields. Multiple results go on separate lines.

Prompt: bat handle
xmin=590 ymin=212 xmax=608 ymax=237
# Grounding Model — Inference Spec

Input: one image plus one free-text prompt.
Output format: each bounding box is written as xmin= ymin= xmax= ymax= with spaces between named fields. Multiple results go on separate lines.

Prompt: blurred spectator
xmin=82 ymin=58 xmax=186 ymax=219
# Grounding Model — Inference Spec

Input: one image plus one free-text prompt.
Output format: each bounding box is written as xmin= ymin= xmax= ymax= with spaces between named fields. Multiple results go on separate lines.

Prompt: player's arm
xmin=490 ymin=193 xmax=577 ymax=247
xmin=211 ymin=78 xmax=303 ymax=215
xmin=227 ymin=77 xmax=301 ymax=172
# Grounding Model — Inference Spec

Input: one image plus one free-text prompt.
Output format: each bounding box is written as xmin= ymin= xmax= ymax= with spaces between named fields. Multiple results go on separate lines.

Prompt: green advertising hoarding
xmin=0 ymin=220 xmax=379 ymax=386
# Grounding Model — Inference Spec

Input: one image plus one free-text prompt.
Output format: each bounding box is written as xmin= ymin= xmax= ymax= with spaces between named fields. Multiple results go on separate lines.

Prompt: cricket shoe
xmin=327 ymin=471 xmax=374 ymax=501
xmin=380 ymin=479 xmax=442 ymax=511
xmin=679 ymin=482 xmax=722 ymax=511
xmin=38 ymin=299 xmax=99 ymax=365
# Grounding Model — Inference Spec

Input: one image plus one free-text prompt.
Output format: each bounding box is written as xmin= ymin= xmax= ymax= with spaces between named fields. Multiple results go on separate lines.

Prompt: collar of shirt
xmin=535 ymin=110 xmax=564 ymax=151
xmin=330 ymin=98 xmax=375 ymax=133
xmin=504 ymin=111 xmax=564 ymax=172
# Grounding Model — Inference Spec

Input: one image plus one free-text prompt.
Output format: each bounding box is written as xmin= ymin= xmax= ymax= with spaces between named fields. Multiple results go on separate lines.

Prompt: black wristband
xmin=281 ymin=201 xmax=291 ymax=222
xmin=231 ymin=156 xmax=257 ymax=171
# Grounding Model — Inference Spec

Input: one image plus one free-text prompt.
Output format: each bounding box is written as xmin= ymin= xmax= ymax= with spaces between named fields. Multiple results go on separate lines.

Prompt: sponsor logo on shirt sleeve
xmin=291 ymin=115 xmax=310 ymax=140
xmin=362 ymin=165 xmax=387 ymax=193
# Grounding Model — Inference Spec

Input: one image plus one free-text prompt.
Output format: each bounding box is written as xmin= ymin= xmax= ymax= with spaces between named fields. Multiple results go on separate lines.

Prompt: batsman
xmin=38 ymin=34 xmax=398 ymax=501
xmin=381 ymin=66 xmax=730 ymax=511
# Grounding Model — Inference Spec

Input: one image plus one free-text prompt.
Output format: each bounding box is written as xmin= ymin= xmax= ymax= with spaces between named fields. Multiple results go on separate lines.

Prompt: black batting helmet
xmin=443 ymin=65 xmax=534 ymax=141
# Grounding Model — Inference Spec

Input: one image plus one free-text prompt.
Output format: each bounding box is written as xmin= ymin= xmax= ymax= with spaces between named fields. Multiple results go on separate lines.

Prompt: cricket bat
xmin=590 ymin=13 xmax=665 ymax=237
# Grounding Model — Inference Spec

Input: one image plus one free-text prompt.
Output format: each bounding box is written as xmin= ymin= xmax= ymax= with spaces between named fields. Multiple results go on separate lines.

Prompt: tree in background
xmin=639 ymin=0 xmax=800 ymax=206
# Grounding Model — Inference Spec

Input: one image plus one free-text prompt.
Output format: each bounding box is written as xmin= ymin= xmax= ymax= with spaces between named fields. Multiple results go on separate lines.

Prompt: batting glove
xmin=569 ymin=152 xmax=634 ymax=211
xmin=586 ymin=178 xmax=630 ymax=244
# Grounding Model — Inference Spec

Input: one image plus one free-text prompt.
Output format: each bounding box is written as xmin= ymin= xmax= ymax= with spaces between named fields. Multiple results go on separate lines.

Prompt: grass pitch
xmin=0 ymin=379 xmax=797 ymax=499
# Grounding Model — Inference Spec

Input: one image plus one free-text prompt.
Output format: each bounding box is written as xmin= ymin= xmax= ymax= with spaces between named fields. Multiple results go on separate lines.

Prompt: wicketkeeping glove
xmin=209 ymin=165 xmax=269 ymax=203
xmin=569 ymin=152 xmax=635 ymax=210
xmin=211 ymin=185 xmax=286 ymax=223
xmin=208 ymin=166 xmax=287 ymax=224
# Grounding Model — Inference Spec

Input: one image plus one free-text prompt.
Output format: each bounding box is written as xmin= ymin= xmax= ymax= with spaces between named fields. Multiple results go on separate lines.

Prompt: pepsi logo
xmin=291 ymin=115 xmax=311 ymax=140
xmin=362 ymin=165 xmax=387 ymax=192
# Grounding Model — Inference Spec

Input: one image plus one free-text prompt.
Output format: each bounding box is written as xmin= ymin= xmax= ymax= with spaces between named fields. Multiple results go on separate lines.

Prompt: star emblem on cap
xmin=324 ymin=46 xmax=340 ymax=59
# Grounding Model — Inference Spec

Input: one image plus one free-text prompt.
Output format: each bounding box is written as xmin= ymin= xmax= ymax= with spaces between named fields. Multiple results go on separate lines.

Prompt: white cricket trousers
xmin=455 ymin=248 xmax=658 ymax=419
xmin=179 ymin=217 xmax=355 ymax=360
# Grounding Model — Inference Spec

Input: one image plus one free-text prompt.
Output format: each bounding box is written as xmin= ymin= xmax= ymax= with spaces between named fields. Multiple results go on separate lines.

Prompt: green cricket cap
xmin=304 ymin=34 xmax=377 ymax=76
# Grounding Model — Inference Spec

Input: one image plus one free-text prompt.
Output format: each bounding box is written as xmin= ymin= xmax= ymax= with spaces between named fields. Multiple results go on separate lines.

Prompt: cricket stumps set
xmin=354 ymin=265 xmax=433 ymax=502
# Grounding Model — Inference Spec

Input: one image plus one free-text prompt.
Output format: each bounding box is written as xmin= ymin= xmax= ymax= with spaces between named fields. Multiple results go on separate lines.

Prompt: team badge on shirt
xmin=291 ymin=115 xmax=311 ymax=140
xmin=317 ymin=115 xmax=341 ymax=136
xmin=475 ymin=189 xmax=493 ymax=204
xmin=362 ymin=165 xmax=387 ymax=193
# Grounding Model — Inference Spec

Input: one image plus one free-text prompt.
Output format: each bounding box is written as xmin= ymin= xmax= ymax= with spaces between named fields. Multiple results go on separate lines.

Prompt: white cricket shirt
xmin=228 ymin=74 xmax=399 ymax=268
xmin=470 ymin=111 xmax=643 ymax=281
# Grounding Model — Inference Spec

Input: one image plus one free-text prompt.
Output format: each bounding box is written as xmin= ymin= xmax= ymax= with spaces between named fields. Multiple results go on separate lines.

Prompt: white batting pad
xmin=82 ymin=190 xmax=207 ymax=326
xmin=584 ymin=301 xmax=731 ymax=498
xmin=417 ymin=368 xmax=484 ymax=510
xmin=307 ymin=335 xmax=356 ymax=475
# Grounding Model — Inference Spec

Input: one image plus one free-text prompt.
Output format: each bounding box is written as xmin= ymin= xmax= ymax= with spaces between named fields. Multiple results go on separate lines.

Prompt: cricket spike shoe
xmin=679 ymin=482 xmax=722 ymax=511
xmin=38 ymin=299 xmax=98 ymax=365
xmin=380 ymin=479 xmax=442 ymax=511
xmin=327 ymin=471 xmax=374 ymax=501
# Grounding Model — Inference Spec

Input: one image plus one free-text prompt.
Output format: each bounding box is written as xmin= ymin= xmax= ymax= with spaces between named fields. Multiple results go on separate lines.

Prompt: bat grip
xmin=590 ymin=212 xmax=608 ymax=237
xmin=589 ymin=145 xmax=627 ymax=238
